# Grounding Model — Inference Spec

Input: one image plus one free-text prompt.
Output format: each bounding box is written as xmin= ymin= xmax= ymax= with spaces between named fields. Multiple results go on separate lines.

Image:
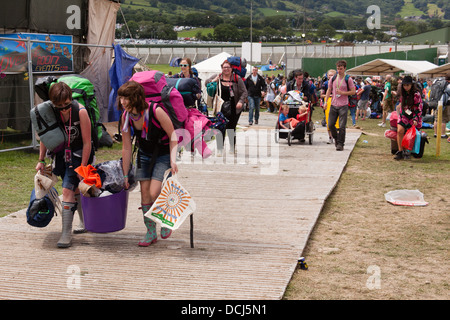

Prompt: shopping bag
xmin=145 ymin=170 xmax=196 ymax=230
xmin=384 ymin=189 xmax=428 ymax=206
xmin=412 ymin=128 xmax=421 ymax=154
xmin=401 ymin=125 xmax=416 ymax=151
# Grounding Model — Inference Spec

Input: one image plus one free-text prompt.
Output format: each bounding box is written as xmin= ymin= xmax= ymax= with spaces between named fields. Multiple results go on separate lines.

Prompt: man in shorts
xmin=379 ymin=74 xmax=394 ymax=127
xmin=356 ymin=78 xmax=371 ymax=121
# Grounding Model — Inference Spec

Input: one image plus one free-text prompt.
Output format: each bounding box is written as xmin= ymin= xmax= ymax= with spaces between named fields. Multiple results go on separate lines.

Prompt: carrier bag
xmin=166 ymin=77 xmax=201 ymax=107
xmin=30 ymin=101 xmax=67 ymax=152
xmin=401 ymin=126 xmax=416 ymax=151
xmin=385 ymin=189 xmax=428 ymax=206
xmin=145 ymin=170 xmax=196 ymax=231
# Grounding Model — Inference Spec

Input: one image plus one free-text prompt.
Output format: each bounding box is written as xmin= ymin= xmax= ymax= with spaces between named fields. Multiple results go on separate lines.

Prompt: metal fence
xmin=123 ymin=44 xmax=448 ymax=66
xmin=0 ymin=37 xmax=113 ymax=153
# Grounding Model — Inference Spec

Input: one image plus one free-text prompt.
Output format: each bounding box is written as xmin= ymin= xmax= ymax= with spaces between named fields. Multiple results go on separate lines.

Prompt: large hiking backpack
xmin=227 ymin=56 xmax=247 ymax=78
xmin=56 ymin=74 xmax=101 ymax=148
xmin=34 ymin=74 xmax=102 ymax=149
xmin=428 ymin=78 xmax=447 ymax=110
xmin=128 ymin=71 xmax=212 ymax=158
xmin=130 ymin=70 xmax=188 ymax=130
xmin=30 ymin=101 xmax=67 ymax=152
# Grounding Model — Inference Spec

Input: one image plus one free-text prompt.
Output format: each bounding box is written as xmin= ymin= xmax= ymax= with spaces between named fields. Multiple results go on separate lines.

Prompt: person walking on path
xmin=118 ymin=81 xmax=178 ymax=246
xmin=324 ymin=60 xmax=356 ymax=151
xmin=379 ymin=74 xmax=394 ymax=127
xmin=286 ymin=70 xmax=311 ymax=102
xmin=35 ymin=82 xmax=94 ymax=248
xmin=320 ymin=69 xmax=337 ymax=144
xmin=245 ymin=66 xmax=266 ymax=125
xmin=205 ymin=60 xmax=247 ymax=155
xmin=394 ymin=75 xmax=423 ymax=160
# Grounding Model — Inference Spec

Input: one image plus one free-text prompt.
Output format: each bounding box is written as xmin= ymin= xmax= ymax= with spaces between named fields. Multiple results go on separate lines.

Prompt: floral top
xmin=398 ymin=91 xmax=422 ymax=129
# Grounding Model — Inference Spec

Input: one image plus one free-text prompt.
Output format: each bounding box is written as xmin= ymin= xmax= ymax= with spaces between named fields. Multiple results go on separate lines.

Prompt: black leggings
xmin=217 ymin=110 xmax=242 ymax=151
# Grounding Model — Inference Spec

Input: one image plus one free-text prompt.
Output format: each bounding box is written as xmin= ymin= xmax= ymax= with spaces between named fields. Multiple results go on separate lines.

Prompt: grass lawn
xmin=284 ymin=110 xmax=449 ymax=300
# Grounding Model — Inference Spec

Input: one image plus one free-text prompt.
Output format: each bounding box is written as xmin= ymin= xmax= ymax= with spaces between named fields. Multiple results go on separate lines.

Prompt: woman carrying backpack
xmin=118 ymin=81 xmax=178 ymax=246
xmin=35 ymin=82 xmax=95 ymax=248
xmin=394 ymin=76 xmax=423 ymax=160
xmin=205 ymin=60 xmax=248 ymax=156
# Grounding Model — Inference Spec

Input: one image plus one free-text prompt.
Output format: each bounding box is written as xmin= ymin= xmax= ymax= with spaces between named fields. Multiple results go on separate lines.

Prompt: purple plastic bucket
xmin=81 ymin=189 xmax=129 ymax=233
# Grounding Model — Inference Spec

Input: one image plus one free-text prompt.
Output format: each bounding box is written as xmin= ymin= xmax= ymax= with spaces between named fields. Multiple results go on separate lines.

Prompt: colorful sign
xmin=0 ymin=33 xmax=73 ymax=73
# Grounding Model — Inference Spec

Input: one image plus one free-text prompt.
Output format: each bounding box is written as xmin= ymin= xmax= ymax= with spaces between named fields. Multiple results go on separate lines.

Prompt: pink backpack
xmin=129 ymin=71 xmax=212 ymax=158
xmin=130 ymin=70 xmax=188 ymax=129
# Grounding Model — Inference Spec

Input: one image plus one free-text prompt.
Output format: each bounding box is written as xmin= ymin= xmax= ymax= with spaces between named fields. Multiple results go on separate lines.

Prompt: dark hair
xmin=221 ymin=60 xmax=232 ymax=69
xmin=399 ymin=81 xmax=420 ymax=110
xmin=181 ymin=57 xmax=193 ymax=76
xmin=293 ymin=70 xmax=304 ymax=78
xmin=49 ymin=82 xmax=72 ymax=105
xmin=117 ymin=81 xmax=147 ymax=112
xmin=336 ymin=60 xmax=347 ymax=68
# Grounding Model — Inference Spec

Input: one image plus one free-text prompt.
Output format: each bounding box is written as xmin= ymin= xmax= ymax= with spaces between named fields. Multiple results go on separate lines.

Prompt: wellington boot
xmin=73 ymin=194 xmax=86 ymax=234
xmin=138 ymin=203 xmax=157 ymax=247
xmin=57 ymin=202 xmax=76 ymax=248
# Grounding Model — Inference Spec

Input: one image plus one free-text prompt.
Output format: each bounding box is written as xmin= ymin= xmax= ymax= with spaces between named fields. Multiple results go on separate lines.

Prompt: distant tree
xmin=429 ymin=18 xmax=444 ymax=29
xmin=317 ymin=24 xmax=336 ymax=39
xmin=214 ymin=23 xmax=240 ymax=41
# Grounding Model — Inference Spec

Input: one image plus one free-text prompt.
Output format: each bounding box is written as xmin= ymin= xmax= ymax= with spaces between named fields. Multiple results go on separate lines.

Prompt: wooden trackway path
xmin=0 ymin=112 xmax=360 ymax=300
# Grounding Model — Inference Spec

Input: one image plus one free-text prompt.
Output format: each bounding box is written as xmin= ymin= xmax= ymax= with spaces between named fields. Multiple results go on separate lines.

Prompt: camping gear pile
xmin=75 ymin=160 xmax=136 ymax=198
xmin=74 ymin=160 xmax=136 ymax=233
xmin=384 ymin=111 xmax=429 ymax=158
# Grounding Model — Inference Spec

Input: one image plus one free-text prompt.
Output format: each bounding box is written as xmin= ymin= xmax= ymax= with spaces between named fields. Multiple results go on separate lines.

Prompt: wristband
xmin=39 ymin=160 xmax=46 ymax=164
xmin=123 ymin=175 xmax=128 ymax=178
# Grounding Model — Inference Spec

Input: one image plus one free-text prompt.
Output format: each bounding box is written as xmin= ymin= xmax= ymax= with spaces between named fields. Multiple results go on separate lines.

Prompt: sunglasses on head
xmin=179 ymin=64 xmax=189 ymax=67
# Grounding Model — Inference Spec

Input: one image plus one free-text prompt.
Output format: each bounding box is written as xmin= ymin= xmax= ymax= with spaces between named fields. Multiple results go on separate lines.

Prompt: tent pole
xmin=27 ymin=37 xmax=37 ymax=149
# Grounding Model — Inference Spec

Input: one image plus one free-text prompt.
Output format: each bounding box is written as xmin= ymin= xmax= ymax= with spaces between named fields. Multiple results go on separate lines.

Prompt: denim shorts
xmin=134 ymin=150 xmax=171 ymax=182
xmin=58 ymin=154 xmax=83 ymax=192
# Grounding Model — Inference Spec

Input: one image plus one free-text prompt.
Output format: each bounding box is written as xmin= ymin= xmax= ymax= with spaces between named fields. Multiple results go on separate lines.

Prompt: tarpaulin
xmin=75 ymin=164 xmax=102 ymax=188
xmin=107 ymin=44 xmax=140 ymax=122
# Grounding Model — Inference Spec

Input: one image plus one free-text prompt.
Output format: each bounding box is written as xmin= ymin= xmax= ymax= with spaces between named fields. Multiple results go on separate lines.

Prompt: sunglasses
xmin=55 ymin=102 xmax=72 ymax=110
xmin=180 ymin=64 xmax=189 ymax=67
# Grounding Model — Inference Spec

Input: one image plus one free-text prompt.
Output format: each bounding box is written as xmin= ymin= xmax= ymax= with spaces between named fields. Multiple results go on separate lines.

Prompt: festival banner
xmin=0 ymin=33 xmax=73 ymax=73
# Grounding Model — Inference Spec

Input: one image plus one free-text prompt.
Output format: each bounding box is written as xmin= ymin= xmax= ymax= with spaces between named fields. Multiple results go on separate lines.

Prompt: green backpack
xmin=56 ymin=74 xmax=101 ymax=149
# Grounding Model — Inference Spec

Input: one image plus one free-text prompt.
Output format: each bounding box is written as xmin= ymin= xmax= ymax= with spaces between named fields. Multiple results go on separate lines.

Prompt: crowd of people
xmin=253 ymin=64 xmax=450 ymax=155
xmin=34 ymin=55 xmax=449 ymax=248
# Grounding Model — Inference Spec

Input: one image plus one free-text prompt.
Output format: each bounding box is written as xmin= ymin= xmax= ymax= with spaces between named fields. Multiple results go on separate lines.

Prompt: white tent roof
xmin=418 ymin=62 xmax=450 ymax=78
xmin=347 ymin=59 xmax=438 ymax=76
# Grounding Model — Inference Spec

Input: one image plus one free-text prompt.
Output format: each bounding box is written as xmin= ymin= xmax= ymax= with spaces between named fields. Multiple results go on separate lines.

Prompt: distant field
xmin=400 ymin=0 xmax=425 ymax=17
xmin=177 ymin=28 xmax=214 ymax=39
